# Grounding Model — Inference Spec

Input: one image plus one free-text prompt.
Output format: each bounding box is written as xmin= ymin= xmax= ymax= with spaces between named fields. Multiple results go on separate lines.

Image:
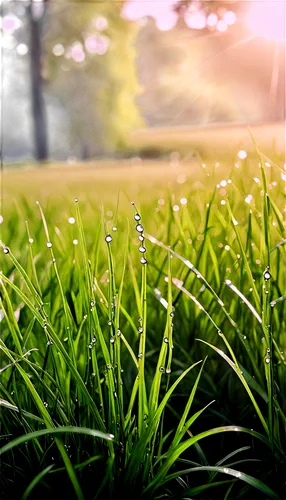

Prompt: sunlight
xmin=245 ymin=0 xmax=285 ymax=41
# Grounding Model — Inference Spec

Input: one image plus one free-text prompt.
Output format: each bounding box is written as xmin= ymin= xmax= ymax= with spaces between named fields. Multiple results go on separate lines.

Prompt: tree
xmin=27 ymin=0 xmax=48 ymax=161
xmin=2 ymin=0 xmax=143 ymax=161
xmin=43 ymin=0 xmax=143 ymax=158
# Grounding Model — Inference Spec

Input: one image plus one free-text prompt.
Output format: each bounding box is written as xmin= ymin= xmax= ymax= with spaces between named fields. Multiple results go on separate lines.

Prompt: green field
xmin=0 ymin=151 xmax=285 ymax=499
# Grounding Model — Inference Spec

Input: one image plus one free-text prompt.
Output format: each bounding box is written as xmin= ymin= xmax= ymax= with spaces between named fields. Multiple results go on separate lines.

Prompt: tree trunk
xmin=27 ymin=2 xmax=48 ymax=161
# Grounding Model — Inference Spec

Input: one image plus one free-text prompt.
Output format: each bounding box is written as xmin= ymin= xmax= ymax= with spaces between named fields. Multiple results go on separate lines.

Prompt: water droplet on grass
xmin=29 ymin=238 xmax=34 ymax=244
xmin=44 ymin=402 xmax=48 ymax=408
xmin=105 ymin=235 xmax=112 ymax=243
xmin=138 ymin=353 xmax=143 ymax=359
xmin=170 ymin=312 xmax=174 ymax=317
xmin=107 ymin=320 xmax=112 ymax=326
xmin=112 ymin=226 xmax=117 ymax=231
xmin=91 ymin=300 xmax=95 ymax=307
xmin=92 ymin=337 xmax=97 ymax=343
xmin=163 ymin=337 xmax=169 ymax=343
xmin=138 ymin=327 xmax=143 ymax=334
xmin=139 ymin=246 xmax=146 ymax=253
xmin=3 ymin=247 xmax=9 ymax=254
xmin=159 ymin=367 xmax=165 ymax=373
xmin=134 ymin=213 xmax=141 ymax=221
xmin=74 ymin=198 xmax=78 ymax=203
xmin=140 ymin=257 xmax=147 ymax=264
xmin=136 ymin=224 xmax=144 ymax=233
xmin=110 ymin=337 xmax=115 ymax=344
xmin=265 ymin=357 xmax=270 ymax=364
xmin=263 ymin=269 xmax=271 ymax=281
xmin=138 ymin=235 xmax=144 ymax=241
xmin=166 ymin=368 xmax=171 ymax=374
xmin=46 ymin=242 xmax=52 ymax=248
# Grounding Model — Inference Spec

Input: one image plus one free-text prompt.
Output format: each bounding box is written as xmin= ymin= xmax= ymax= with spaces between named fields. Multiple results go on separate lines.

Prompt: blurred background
xmin=0 ymin=0 xmax=285 ymax=162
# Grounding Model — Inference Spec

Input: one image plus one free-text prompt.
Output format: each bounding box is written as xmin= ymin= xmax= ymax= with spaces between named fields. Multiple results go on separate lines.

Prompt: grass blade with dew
xmin=143 ymin=426 xmax=272 ymax=497
xmin=131 ymin=202 xmax=149 ymax=437
xmin=124 ymin=361 xmax=202 ymax=488
xmin=0 ymin=274 xmax=106 ymax=431
xmin=149 ymin=251 xmax=174 ymax=420
xmin=0 ymin=341 xmax=85 ymax=499
xmin=163 ymin=465 xmax=280 ymax=500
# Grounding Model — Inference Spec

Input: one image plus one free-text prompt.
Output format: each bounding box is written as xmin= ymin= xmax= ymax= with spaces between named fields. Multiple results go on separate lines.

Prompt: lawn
xmin=0 ymin=149 xmax=285 ymax=499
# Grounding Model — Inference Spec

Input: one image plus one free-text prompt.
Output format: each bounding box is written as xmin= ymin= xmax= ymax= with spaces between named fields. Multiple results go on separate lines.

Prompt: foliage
xmin=44 ymin=0 xmax=143 ymax=157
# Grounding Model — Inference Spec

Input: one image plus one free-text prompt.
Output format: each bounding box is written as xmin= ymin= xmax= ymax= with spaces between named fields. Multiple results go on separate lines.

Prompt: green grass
xmin=0 ymin=148 xmax=285 ymax=499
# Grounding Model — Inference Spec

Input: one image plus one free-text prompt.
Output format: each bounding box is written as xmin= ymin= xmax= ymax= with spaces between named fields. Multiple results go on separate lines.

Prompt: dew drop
xmin=138 ymin=317 xmax=142 ymax=322
xmin=88 ymin=344 xmax=92 ymax=349
xmin=110 ymin=337 xmax=115 ymax=344
xmin=44 ymin=402 xmax=48 ymax=408
xmin=3 ymin=247 xmax=9 ymax=254
xmin=74 ymin=198 xmax=78 ymax=203
xmin=46 ymin=242 xmax=52 ymax=248
xmin=138 ymin=235 xmax=144 ymax=241
xmin=166 ymin=368 xmax=171 ymax=374
xmin=107 ymin=320 xmax=112 ymax=326
xmin=134 ymin=213 xmax=141 ymax=221
xmin=159 ymin=366 xmax=165 ymax=373
xmin=138 ymin=353 xmax=143 ymax=359
xmin=117 ymin=329 xmax=121 ymax=337
xmin=265 ymin=357 xmax=271 ymax=364
xmin=29 ymin=238 xmax=34 ymax=244
xmin=163 ymin=337 xmax=169 ymax=343
xmin=105 ymin=234 xmax=112 ymax=243
xmin=139 ymin=246 xmax=146 ymax=253
xmin=170 ymin=312 xmax=174 ymax=317
xmin=140 ymin=257 xmax=147 ymax=265
xmin=92 ymin=337 xmax=97 ymax=343
xmin=136 ymin=224 xmax=144 ymax=233
xmin=138 ymin=327 xmax=143 ymax=334
xmin=52 ymin=258 xmax=56 ymax=263
xmin=263 ymin=266 xmax=271 ymax=281
xmin=91 ymin=300 xmax=95 ymax=307
xmin=47 ymin=341 xmax=53 ymax=346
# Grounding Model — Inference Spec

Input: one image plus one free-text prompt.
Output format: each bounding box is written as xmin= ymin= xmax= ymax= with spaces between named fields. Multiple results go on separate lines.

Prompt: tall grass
xmin=0 ymin=147 xmax=285 ymax=499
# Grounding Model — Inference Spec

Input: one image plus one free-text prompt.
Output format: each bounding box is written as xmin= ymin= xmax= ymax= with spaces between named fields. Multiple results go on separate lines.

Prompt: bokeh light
xmin=185 ymin=11 xmax=207 ymax=30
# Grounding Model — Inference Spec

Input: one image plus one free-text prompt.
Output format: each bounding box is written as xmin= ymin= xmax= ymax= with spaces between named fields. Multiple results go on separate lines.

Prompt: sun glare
xmin=245 ymin=0 xmax=285 ymax=41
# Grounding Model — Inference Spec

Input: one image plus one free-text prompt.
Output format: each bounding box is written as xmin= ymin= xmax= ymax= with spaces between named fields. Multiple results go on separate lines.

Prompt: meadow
xmin=0 ymin=146 xmax=285 ymax=499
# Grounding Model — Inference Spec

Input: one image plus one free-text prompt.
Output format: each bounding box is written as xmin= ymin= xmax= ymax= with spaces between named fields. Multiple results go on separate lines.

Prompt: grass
xmin=0 ymin=146 xmax=285 ymax=499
